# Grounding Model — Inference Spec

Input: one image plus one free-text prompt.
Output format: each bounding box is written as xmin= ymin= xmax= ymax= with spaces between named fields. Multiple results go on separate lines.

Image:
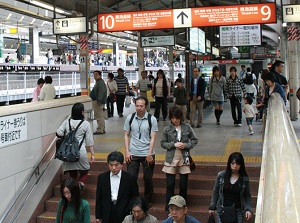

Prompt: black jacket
xmin=95 ymin=170 xmax=139 ymax=223
xmin=189 ymin=76 xmax=206 ymax=101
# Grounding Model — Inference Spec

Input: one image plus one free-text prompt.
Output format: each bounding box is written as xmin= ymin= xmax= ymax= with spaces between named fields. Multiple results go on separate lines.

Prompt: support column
xmin=29 ymin=27 xmax=40 ymax=64
xmin=113 ymin=42 xmax=119 ymax=66
xmin=137 ymin=32 xmax=145 ymax=75
xmin=0 ymin=28 xmax=4 ymax=63
xmin=79 ymin=34 xmax=90 ymax=96
xmin=287 ymin=24 xmax=299 ymax=120
xmin=168 ymin=46 xmax=174 ymax=81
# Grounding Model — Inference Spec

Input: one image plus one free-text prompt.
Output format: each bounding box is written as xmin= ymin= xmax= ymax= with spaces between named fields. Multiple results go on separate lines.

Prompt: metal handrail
xmin=0 ymin=114 xmax=70 ymax=223
xmin=255 ymin=93 xmax=300 ymax=223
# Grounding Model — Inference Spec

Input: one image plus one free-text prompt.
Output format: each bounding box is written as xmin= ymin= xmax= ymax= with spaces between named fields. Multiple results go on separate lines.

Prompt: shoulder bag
xmin=219 ymin=204 xmax=236 ymax=223
xmin=107 ymin=82 xmax=117 ymax=102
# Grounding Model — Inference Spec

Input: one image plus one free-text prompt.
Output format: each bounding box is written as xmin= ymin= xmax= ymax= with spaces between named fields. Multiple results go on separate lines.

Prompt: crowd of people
xmin=53 ymin=59 xmax=289 ymax=222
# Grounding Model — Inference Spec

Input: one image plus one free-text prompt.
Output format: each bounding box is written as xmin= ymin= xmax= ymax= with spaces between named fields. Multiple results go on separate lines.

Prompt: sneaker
xmin=190 ymin=124 xmax=195 ymax=127
xmin=216 ymin=122 xmax=220 ymax=125
xmin=237 ymin=124 xmax=242 ymax=127
xmin=94 ymin=131 xmax=104 ymax=135
xmin=196 ymin=124 xmax=202 ymax=128
xmin=249 ymin=131 xmax=254 ymax=135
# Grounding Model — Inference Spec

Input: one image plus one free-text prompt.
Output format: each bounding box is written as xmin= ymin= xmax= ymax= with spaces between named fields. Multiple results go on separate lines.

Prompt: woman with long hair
xmin=122 ymin=197 xmax=158 ymax=223
xmin=152 ymin=69 xmax=170 ymax=121
xmin=106 ymin=72 xmax=118 ymax=117
xmin=56 ymin=103 xmax=95 ymax=193
xmin=208 ymin=152 xmax=253 ymax=223
xmin=56 ymin=177 xmax=90 ymax=223
xmin=209 ymin=66 xmax=226 ymax=125
xmin=161 ymin=106 xmax=198 ymax=211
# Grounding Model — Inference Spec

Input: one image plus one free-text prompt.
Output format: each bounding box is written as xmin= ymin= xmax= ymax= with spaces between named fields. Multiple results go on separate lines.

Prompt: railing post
xmin=74 ymin=72 xmax=77 ymax=96
xmin=23 ymin=72 xmax=27 ymax=103
xmin=71 ymin=72 xmax=74 ymax=96
xmin=5 ymin=72 xmax=9 ymax=105
xmin=57 ymin=72 xmax=61 ymax=99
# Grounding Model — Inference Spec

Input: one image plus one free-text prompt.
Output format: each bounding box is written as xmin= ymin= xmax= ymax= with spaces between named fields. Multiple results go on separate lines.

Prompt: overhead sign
xmin=98 ymin=3 xmax=276 ymax=32
xmin=141 ymin=35 xmax=175 ymax=47
xmin=220 ymin=25 xmax=261 ymax=46
xmin=283 ymin=5 xmax=300 ymax=23
xmin=189 ymin=28 xmax=205 ymax=53
xmin=53 ymin=17 xmax=87 ymax=35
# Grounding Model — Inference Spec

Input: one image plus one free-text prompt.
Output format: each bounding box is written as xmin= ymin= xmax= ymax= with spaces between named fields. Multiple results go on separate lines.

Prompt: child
xmin=243 ymin=96 xmax=256 ymax=135
xmin=173 ymin=79 xmax=187 ymax=122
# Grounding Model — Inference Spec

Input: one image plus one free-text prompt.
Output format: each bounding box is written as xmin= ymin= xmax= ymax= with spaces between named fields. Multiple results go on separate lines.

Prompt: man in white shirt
xmin=96 ymin=151 xmax=139 ymax=223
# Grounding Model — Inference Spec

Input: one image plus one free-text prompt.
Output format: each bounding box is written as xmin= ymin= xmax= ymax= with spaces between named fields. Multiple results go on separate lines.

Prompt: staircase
xmin=37 ymin=161 xmax=260 ymax=223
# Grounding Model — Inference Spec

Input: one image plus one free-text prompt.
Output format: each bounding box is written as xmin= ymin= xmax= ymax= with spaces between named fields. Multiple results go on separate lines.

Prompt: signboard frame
xmin=140 ymin=35 xmax=175 ymax=47
xmin=98 ymin=3 xmax=277 ymax=32
xmin=219 ymin=24 xmax=262 ymax=47
xmin=282 ymin=4 xmax=300 ymax=23
xmin=53 ymin=17 xmax=87 ymax=35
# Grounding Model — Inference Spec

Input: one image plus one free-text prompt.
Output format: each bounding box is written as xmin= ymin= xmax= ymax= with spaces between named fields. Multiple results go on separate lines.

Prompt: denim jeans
xmin=127 ymin=155 xmax=155 ymax=203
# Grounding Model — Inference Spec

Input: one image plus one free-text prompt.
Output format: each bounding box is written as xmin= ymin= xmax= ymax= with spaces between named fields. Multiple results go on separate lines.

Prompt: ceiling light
xmin=30 ymin=18 xmax=36 ymax=24
xmin=282 ymin=23 xmax=287 ymax=27
xmin=41 ymin=21 xmax=45 ymax=26
xmin=19 ymin=16 xmax=24 ymax=22
xmin=30 ymin=0 xmax=71 ymax=15
xmin=6 ymin=13 xmax=12 ymax=20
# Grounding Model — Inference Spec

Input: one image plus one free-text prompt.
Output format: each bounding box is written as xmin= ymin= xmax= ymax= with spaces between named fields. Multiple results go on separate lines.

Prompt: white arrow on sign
xmin=173 ymin=8 xmax=192 ymax=28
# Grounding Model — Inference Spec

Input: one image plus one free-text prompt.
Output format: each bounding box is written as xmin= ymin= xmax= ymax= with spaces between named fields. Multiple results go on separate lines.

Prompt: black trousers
xmin=107 ymin=96 xmax=114 ymax=117
xmin=154 ymin=96 xmax=168 ymax=120
xmin=116 ymin=94 xmax=125 ymax=115
xmin=127 ymin=155 xmax=155 ymax=203
xmin=229 ymin=96 xmax=242 ymax=124
xmin=165 ymin=173 xmax=189 ymax=211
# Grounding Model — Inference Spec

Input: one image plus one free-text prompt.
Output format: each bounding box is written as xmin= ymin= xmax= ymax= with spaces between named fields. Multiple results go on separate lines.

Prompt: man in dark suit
xmin=96 ymin=151 xmax=139 ymax=223
xmin=189 ymin=67 xmax=206 ymax=128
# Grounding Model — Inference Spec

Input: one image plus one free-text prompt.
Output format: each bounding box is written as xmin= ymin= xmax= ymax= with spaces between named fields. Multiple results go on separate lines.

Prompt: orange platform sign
xmin=98 ymin=3 xmax=276 ymax=32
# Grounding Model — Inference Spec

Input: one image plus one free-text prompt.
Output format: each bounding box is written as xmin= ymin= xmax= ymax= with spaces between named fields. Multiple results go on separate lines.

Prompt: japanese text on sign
xmin=0 ymin=114 xmax=27 ymax=148
xmin=220 ymin=25 xmax=261 ymax=46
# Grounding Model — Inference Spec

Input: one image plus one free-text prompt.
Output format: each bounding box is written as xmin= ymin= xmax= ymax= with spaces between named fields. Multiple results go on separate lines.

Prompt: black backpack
xmin=55 ymin=119 xmax=85 ymax=162
xmin=244 ymin=73 xmax=254 ymax=85
xmin=129 ymin=112 xmax=152 ymax=136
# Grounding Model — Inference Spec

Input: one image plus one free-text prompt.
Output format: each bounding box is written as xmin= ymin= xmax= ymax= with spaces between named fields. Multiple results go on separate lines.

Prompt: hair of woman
xmin=212 ymin=66 xmax=220 ymax=79
xmin=168 ymin=105 xmax=184 ymax=123
xmin=224 ymin=152 xmax=248 ymax=188
xmin=71 ymin=102 xmax=85 ymax=120
xmin=108 ymin=72 xmax=114 ymax=80
xmin=130 ymin=196 xmax=149 ymax=214
xmin=37 ymin=78 xmax=45 ymax=85
xmin=60 ymin=177 xmax=82 ymax=219
xmin=156 ymin=69 xmax=165 ymax=78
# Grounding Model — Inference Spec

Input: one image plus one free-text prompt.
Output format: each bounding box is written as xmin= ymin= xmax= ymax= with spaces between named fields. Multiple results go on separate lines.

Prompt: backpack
xmin=129 ymin=112 xmax=152 ymax=136
xmin=244 ymin=73 xmax=254 ymax=85
xmin=55 ymin=119 xmax=85 ymax=162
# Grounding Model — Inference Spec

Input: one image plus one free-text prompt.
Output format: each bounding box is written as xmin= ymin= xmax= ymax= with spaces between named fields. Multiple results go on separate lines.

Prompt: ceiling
xmin=0 ymin=0 xmax=294 ymax=55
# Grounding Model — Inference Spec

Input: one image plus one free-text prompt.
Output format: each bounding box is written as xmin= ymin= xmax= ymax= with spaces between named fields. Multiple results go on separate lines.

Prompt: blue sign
xmin=68 ymin=44 xmax=77 ymax=50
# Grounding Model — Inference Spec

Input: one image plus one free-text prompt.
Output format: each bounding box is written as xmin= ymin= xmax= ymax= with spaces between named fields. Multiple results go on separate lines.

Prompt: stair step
xmin=89 ymin=161 xmax=261 ymax=178
xmin=37 ymin=211 xmax=96 ymax=223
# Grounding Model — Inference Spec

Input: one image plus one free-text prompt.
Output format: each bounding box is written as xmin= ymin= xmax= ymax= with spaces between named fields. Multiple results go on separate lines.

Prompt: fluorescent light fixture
xmin=19 ymin=16 xmax=24 ymax=22
xmin=41 ymin=21 xmax=45 ymax=26
xmin=30 ymin=18 xmax=36 ymax=24
xmin=282 ymin=23 xmax=287 ymax=27
xmin=30 ymin=0 xmax=71 ymax=15
xmin=6 ymin=13 xmax=12 ymax=20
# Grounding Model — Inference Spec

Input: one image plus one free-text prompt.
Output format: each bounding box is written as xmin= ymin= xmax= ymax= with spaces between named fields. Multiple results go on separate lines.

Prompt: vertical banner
xmin=79 ymin=34 xmax=89 ymax=94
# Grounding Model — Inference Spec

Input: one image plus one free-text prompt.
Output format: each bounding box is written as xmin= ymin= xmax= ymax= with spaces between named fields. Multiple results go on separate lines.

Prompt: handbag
xmin=219 ymin=205 xmax=236 ymax=223
xmin=188 ymin=155 xmax=196 ymax=171
xmin=107 ymin=82 xmax=117 ymax=102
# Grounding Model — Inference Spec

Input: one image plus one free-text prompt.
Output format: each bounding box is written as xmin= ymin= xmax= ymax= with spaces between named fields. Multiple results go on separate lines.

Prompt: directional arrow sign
xmin=173 ymin=8 xmax=191 ymax=28
xmin=141 ymin=35 xmax=175 ymax=47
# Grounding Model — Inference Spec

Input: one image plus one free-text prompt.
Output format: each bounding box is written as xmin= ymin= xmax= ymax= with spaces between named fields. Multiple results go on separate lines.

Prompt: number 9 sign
xmin=261 ymin=5 xmax=271 ymax=21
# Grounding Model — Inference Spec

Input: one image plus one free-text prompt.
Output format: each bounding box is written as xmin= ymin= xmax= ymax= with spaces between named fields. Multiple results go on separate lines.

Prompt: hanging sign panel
xmin=98 ymin=3 xmax=276 ymax=32
xmin=282 ymin=5 xmax=300 ymax=23
xmin=141 ymin=35 xmax=175 ymax=47
xmin=220 ymin=25 xmax=261 ymax=46
xmin=53 ymin=17 xmax=87 ymax=35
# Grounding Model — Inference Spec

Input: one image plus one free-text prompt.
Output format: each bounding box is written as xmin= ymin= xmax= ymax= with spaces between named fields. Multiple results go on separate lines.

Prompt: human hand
xmin=96 ymin=219 xmax=101 ymax=223
xmin=197 ymin=96 xmax=201 ymax=101
xmin=245 ymin=211 xmax=252 ymax=220
xmin=90 ymin=154 xmax=95 ymax=164
xmin=125 ymin=151 xmax=132 ymax=163
xmin=145 ymin=155 xmax=154 ymax=164
xmin=174 ymin=142 xmax=184 ymax=149
xmin=208 ymin=210 xmax=215 ymax=215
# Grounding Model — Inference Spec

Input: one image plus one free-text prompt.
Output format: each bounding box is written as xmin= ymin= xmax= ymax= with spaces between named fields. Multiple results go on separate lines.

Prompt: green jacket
xmin=56 ymin=198 xmax=90 ymax=223
xmin=94 ymin=78 xmax=107 ymax=104
xmin=174 ymin=86 xmax=187 ymax=105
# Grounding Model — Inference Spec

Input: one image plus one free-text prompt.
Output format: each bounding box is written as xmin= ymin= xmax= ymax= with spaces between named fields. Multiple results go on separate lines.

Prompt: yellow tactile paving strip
xmin=92 ymin=138 xmax=262 ymax=163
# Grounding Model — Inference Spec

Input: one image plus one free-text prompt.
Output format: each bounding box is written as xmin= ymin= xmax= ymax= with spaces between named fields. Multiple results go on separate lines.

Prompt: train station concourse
xmin=1 ymin=0 xmax=300 ymax=223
